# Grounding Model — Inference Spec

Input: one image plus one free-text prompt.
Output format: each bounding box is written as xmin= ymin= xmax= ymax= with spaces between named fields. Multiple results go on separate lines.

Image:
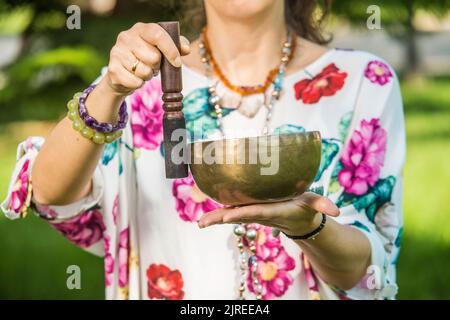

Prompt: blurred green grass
xmin=0 ymin=77 xmax=449 ymax=299
xmin=0 ymin=125 xmax=104 ymax=299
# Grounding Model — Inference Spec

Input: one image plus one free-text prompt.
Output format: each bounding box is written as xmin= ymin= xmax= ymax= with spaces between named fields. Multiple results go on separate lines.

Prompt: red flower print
xmin=294 ymin=63 xmax=347 ymax=104
xmin=147 ymin=264 xmax=185 ymax=300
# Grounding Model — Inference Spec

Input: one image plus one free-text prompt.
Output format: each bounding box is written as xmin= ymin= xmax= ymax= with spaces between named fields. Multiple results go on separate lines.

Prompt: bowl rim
xmin=188 ymin=131 xmax=322 ymax=148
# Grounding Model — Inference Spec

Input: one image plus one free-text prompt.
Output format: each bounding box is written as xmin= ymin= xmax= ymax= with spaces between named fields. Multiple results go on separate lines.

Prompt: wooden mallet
xmin=158 ymin=21 xmax=189 ymax=179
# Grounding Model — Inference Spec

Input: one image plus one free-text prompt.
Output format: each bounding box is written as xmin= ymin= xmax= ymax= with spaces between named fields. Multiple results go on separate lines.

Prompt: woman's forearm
xmin=32 ymin=78 xmax=123 ymax=205
xmin=295 ymin=215 xmax=371 ymax=290
xmin=32 ymin=23 xmax=190 ymax=206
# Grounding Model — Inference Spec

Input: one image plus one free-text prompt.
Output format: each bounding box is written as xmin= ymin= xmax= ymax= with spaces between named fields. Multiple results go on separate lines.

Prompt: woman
xmin=1 ymin=0 xmax=404 ymax=300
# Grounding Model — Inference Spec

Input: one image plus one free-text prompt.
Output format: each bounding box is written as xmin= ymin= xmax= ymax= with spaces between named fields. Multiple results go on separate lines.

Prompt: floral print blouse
xmin=1 ymin=49 xmax=405 ymax=300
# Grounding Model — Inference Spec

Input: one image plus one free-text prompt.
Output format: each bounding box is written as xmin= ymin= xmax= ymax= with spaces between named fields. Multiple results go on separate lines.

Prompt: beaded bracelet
xmin=281 ymin=213 xmax=327 ymax=241
xmin=78 ymin=85 xmax=128 ymax=133
xmin=67 ymin=90 xmax=125 ymax=144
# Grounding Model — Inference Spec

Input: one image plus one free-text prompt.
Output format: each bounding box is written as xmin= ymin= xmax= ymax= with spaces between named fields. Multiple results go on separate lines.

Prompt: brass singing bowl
xmin=189 ymin=132 xmax=322 ymax=206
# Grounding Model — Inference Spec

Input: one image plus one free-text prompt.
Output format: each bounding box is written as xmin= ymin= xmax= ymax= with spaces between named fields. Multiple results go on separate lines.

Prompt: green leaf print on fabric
xmin=119 ymin=151 xmax=123 ymax=175
xmin=273 ymin=125 xmax=339 ymax=183
xmin=395 ymin=227 xmax=403 ymax=248
xmin=309 ymin=186 xmax=324 ymax=196
xmin=183 ymin=87 xmax=233 ymax=141
xmin=338 ymin=111 xmax=353 ymax=142
xmin=186 ymin=114 xmax=221 ymax=140
xmin=273 ymin=124 xmax=305 ymax=135
xmin=102 ymin=140 xmax=118 ymax=166
xmin=336 ymin=176 xmax=396 ymax=222
xmin=315 ymin=139 xmax=339 ymax=182
xmin=183 ymin=88 xmax=210 ymax=122
xmin=350 ymin=221 xmax=370 ymax=233
xmin=392 ymin=227 xmax=403 ymax=265
xmin=328 ymin=161 xmax=344 ymax=195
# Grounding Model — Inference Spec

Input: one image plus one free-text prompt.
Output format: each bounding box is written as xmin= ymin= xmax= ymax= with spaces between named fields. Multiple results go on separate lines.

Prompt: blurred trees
xmin=0 ymin=0 xmax=449 ymax=122
xmin=0 ymin=0 xmax=173 ymax=122
xmin=332 ymin=0 xmax=450 ymax=78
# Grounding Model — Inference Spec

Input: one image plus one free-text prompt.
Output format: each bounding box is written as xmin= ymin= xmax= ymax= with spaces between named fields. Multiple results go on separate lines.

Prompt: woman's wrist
xmin=85 ymin=78 xmax=125 ymax=123
xmin=67 ymin=85 xmax=126 ymax=144
xmin=284 ymin=210 xmax=323 ymax=239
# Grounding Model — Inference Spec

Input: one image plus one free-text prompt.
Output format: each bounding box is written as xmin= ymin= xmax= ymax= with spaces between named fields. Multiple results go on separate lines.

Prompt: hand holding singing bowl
xmin=189 ymin=132 xmax=340 ymax=237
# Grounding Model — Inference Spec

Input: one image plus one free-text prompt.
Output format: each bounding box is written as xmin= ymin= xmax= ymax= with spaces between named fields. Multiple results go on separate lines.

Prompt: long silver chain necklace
xmin=198 ymin=31 xmax=294 ymax=300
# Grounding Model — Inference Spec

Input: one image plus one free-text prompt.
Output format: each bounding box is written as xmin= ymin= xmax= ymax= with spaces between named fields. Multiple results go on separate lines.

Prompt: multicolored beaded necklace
xmin=199 ymin=30 xmax=296 ymax=299
xmin=201 ymin=27 xmax=296 ymax=97
xmin=199 ymin=30 xmax=294 ymax=135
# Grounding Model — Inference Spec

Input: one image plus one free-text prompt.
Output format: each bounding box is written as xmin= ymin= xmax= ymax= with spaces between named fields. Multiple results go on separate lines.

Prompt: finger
xmin=107 ymin=60 xmax=144 ymax=92
xmin=129 ymin=38 xmax=162 ymax=72
xmin=198 ymin=208 xmax=229 ymax=228
xmin=114 ymin=47 xmax=154 ymax=81
xmin=180 ymin=35 xmax=191 ymax=56
xmin=296 ymin=192 xmax=340 ymax=217
xmin=199 ymin=204 xmax=270 ymax=228
xmin=222 ymin=204 xmax=271 ymax=223
xmin=115 ymin=34 xmax=161 ymax=72
xmin=198 ymin=208 xmax=276 ymax=229
xmin=138 ymin=23 xmax=182 ymax=67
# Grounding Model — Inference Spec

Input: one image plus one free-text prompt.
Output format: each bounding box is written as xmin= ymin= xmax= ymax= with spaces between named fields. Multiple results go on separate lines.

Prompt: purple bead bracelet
xmin=78 ymin=85 xmax=128 ymax=133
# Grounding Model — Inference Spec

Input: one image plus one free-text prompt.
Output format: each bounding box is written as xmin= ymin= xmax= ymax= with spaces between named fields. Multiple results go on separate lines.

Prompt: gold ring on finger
xmin=131 ymin=59 xmax=140 ymax=73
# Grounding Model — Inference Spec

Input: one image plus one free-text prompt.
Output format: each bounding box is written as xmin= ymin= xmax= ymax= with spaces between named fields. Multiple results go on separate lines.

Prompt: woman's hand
xmin=104 ymin=22 xmax=191 ymax=97
xmin=198 ymin=193 xmax=372 ymax=290
xmin=198 ymin=192 xmax=340 ymax=237
xmin=34 ymin=23 xmax=191 ymax=206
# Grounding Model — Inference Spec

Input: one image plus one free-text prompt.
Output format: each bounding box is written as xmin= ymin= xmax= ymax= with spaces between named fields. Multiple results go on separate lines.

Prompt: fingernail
xmin=173 ymin=56 xmax=182 ymax=67
xmin=182 ymin=45 xmax=191 ymax=54
xmin=181 ymin=43 xmax=191 ymax=52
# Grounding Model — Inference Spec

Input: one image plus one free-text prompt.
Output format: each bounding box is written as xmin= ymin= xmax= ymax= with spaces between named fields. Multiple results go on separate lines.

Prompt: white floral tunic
xmin=1 ymin=49 xmax=405 ymax=300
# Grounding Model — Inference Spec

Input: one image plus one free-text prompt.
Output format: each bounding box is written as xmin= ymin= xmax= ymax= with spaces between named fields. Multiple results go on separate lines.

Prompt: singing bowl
xmin=189 ymin=131 xmax=322 ymax=206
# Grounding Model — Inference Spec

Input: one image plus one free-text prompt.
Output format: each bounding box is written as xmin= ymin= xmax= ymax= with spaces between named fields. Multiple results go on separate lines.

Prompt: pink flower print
xmin=172 ymin=173 xmax=222 ymax=222
xmin=338 ymin=118 xmax=387 ymax=196
xmin=112 ymin=195 xmax=119 ymax=225
xmin=9 ymin=159 xmax=31 ymax=214
xmin=364 ymin=61 xmax=393 ymax=86
xmin=130 ymin=78 xmax=164 ymax=150
xmin=104 ymin=234 xmax=114 ymax=287
xmin=118 ymin=228 xmax=129 ymax=288
xmin=50 ymin=208 xmax=105 ymax=248
xmin=248 ymin=247 xmax=296 ymax=300
xmin=245 ymin=224 xmax=281 ymax=260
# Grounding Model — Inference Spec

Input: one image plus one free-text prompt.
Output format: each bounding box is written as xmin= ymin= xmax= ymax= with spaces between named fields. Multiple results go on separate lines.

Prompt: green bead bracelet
xmin=67 ymin=92 xmax=123 ymax=144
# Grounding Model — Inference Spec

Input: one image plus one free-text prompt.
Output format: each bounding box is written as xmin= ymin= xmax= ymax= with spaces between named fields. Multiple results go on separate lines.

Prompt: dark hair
xmin=182 ymin=0 xmax=332 ymax=44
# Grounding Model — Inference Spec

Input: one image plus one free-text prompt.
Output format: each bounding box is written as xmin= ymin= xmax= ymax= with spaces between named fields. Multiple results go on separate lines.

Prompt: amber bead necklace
xmin=200 ymin=27 xmax=296 ymax=97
